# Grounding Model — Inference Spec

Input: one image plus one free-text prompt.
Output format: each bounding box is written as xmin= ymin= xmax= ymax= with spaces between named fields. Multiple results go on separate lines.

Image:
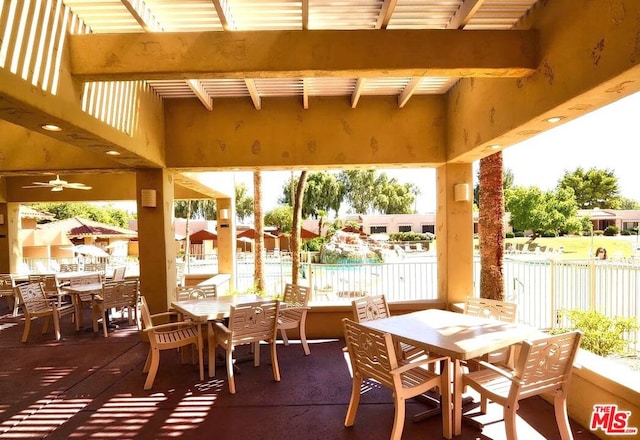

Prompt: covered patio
xmin=0 ymin=302 xmax=599 ymax=440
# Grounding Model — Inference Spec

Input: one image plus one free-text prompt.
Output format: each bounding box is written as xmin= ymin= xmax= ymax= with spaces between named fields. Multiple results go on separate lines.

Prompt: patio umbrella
xmin=72 ymin=244 xmax=109 ymax=258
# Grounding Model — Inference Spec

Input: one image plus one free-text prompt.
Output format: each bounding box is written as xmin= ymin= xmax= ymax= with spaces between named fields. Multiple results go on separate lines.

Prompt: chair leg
xmin=299 ymin=323 xmax=310 ymax=355
xmin=344 ymin=376 xmax=363 ymax=427
xmin=226 ymin=347 xmax=236 ymax=394
xmin=270 ymin=340 xmax=280 ymax=382
xmin=21 ymin=317 xmax=31 ymax=343
xmin=503 ymin=403 xmax=518 ymax=440
xmin=144 ymin=348 xmax=160 ymax=390
xmin=253 ymin=342 xmax=261 ymax=367
xmin=390 ymin=396 xmax=406 ymax=440
xmin=42 ymin=316 xmax=51 ymax=334
xmin=553 ymin=394 xmax=573 ymax=440
xmin=53 ymin=312 xmax=62 ymax=341
xmin=280 ymin=328 xmax=290 ymax=345
xmin=143 ymin=348 xmax=152 ymax=373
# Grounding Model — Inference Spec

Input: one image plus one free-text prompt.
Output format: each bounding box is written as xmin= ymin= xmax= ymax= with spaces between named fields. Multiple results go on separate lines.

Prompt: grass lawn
xmin=503 ymin=236 xmax=639 ymax=260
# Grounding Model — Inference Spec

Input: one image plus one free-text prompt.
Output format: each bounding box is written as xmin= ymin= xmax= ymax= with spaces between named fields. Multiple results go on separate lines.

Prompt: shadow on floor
xmin=0 ymin=302 xmax=600 ymax=440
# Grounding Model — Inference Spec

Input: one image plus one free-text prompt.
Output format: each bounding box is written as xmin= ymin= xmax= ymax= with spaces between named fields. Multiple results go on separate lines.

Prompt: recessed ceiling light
xmin=486 ymin=144 xmax=501 ymax=151
xmin=546 ymin=116 xmax=564 ymax=123
xmin=106 ymin=150 xmax=121 ymax=156
xmin=41 ymin=124 xmax=62 ymax=132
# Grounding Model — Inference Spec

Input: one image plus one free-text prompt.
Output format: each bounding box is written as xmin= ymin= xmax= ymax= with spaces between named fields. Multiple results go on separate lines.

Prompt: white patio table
xmin=171 ymin=294 xmax=267 ymax=377
xmin=361 ymin=308 xmax=541 ymax=438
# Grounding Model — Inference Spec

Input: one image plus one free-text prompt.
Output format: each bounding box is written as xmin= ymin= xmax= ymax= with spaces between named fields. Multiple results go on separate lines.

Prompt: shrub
xmin=621 ymin=229 xmax=632 ymax=236
xmin=552 ymin=309 xmax=639 ymax=357
xmin=603 ymin=225 xmax=619 ymax=236
xmin=541 ymin=230 xmax=557 ymax=237
xmin=514 ymin=231 xmax=525 ymax=237
xmin=505 ymin=232 xmax=515 ymax=238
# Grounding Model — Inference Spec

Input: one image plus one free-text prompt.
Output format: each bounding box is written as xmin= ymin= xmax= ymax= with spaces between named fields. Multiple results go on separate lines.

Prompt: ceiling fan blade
xmin=22 ymin=183 xmax=53 ymax=189
xmin=64 ymin=183 xmax=92 ymax=190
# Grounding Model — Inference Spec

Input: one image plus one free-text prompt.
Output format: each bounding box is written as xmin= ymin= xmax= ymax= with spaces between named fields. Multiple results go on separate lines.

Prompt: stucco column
xmin=216 ymin=197 xmax=236 ymax=290
xmin=436 ymin=163 xmax=474 ymax=306
xmin=136 ymin=169 xmax=176 ymax=313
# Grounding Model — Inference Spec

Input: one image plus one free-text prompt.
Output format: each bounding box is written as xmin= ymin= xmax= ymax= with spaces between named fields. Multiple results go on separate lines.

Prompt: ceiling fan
xmin=22 ymin=175 xmax=92 ymax=192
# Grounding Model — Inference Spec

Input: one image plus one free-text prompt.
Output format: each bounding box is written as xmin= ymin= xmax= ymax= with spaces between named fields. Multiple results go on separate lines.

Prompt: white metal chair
xmin=176 ymin=284 xmax=217 ymax=300
xmin=213 ymin=299 xmax=280 ymax=394
xmin=459 ymin=331 xmax=582 ymax=440
xmin=342 ymin=318 xmax=452 ymax=440
xmin=140 ymin=296 xmax=203 ymax=390
xmin=277 ymin=283 xmax=311 ymax=355
xmin=15 ymin=282 xmax=75 ymax=342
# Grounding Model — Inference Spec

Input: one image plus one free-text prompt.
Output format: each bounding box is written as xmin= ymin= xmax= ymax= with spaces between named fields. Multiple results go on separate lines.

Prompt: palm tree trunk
xmin=253 ymin=171 xmax=265 ymax=293
xmin=292 ymin=171 xmax=308 ymax=284
xmin=479 ymin=152 xmax=505 ymax=300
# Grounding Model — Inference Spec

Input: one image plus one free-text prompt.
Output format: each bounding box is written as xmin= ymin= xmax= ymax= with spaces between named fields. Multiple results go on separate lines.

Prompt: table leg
xmin=197 ymin=322 xmax=204 ymax=381
xmin=207 ymin=322 xmax=215 ymax=378
xmin=453 ymin=359 xmax=463 ymax=436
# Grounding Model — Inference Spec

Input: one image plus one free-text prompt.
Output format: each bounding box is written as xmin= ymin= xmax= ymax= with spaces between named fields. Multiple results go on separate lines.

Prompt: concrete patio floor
xmin=0 ymin=301 xmax=600 ymax=440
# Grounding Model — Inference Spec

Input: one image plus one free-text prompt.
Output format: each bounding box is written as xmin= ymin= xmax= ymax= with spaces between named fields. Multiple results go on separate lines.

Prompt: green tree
xmin=32 ymin=202 xmax=133 ymax=228
xmin=264 ymin=206 xmax=293 ymax=233
xmin=280 ymin=171 xmax=343 ymax=218
xmin=619 ymin=197 xmax=640 ymax=210
xmin=373 ymin=174 xmax=415 ymax=214
xmin=557 ymin=167 xmax=621 ymax=209
xmin=338 ymin=170 xmax=377 ymax=214
xmin=235 ymin=183 xmax=254 ymax=222
xmin=174 ymin=200 xmax=217 ymax=219
xmin=505 ymin=186 xmax=578 ymax=237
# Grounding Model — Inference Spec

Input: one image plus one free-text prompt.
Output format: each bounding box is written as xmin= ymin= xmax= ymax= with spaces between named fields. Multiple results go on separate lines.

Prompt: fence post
xmin=589 ymin=259 xmax=596 ymax=310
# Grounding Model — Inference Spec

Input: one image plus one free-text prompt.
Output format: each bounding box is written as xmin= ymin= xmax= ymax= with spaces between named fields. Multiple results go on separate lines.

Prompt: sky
xmin=233 ymin=90 xmax=640 ymax=214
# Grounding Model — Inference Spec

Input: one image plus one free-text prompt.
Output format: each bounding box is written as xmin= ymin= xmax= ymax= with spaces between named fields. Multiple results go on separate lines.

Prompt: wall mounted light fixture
xmin=219 ymin=208 xmax=229 ymax=220
xmin=140 ymin=189 xmax=157 ymax=208
xmin=454 ymin=183 xmax=470 ymax=202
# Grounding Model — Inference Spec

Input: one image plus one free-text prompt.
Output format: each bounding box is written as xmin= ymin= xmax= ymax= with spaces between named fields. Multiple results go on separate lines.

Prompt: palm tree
xmin=479 ymin=152 xmax=505 ymax=300
xmin=253 ymin=171 xmax=265 ymax=293
xmin=291 ymin=171 xmax=308 ymax=284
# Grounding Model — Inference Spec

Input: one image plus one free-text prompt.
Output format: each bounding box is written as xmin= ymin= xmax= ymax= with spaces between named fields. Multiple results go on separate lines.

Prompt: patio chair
xmin=176 ymin=284 xmax=217 ymax=301
xmin=0 ymin=274 xmax=16 ymax=315
xmin=140 ymin=296 xmax=203 ymax=390
xmin=111 ymin=266 xmax=126 ymax=281
xmin=342 ymin=319 xmax=452 ymax=440
xmin=92 ymin=280 xmax=139 ymax=336
xmin=59 ymin=263 xmax=78 ymax=272
xmin=277 ymin=283 xmax=311 ymax=355
xmin=28 ymin=274 xmax=67 ymax=307
xmin=84 ymin=262 xmax=106 ymax=272
xmin=15 ymin=282 xmax=75 ymax=342
xmin=459 ymin=331 xmax=582 ymax=440
xmin=351 ymin=295 xmax=424 ymax=361
xmin=213 ymin=299 xmax=281 ymax=394
xmin=464 ymin=297 xmax=518 ymax=368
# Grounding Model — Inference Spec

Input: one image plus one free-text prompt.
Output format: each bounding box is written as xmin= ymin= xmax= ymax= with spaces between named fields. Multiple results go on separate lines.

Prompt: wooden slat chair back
xmin=111 ymin=266 xmax=126 ymax=281
xmin=351 ymin=295 xmax=424 ymax=361
xmin=464 ymin=297 xmax=518 ymax=323
xmin=0 ymin=274 xmax=17 ymax=315
xmin=277 ymin=284 xmax=311 ymax=355
xmin=342 ymin=319 xmax=452 ymax=440
xmin=351 ymin=295 xmax=390 ymax=322
xmin=93 ymin=280 xmax=139 ymax=336
xmin=460 ymin=331 xmax=582 ymax=440
xmin=16 ymin=282 xmax=75 ymax=342
xmin=176 ymin=285 xmax=217 ymax=301
xmin=213 ymin=300 xmax=281 ymax=394
xmin=84 ymin=262 xmax=106 ymax=272
xmin=139 ymin=296 xmax=203 ymax=390
xmin=59 ymin=263 xmax=78 ymax=272
xmin=70 ymin=273 xmax=104 ymax=303
xmin=464 ymin=297 xmax=518 ymax=367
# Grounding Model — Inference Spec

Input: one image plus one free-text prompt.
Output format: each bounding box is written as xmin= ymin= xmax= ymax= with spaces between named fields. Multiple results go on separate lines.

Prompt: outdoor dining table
xmin=60 ymin=279 xmax=104 ymax=331
xmin=171 ymin=294 xmax=266 ymax=377
xmin=361 ymin=308 xmax=541 ymax=437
